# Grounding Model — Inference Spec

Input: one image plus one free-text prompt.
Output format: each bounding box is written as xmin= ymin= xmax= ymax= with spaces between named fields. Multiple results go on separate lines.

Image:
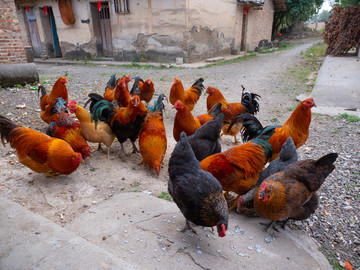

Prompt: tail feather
xmin=105 ymin=74 xmax=117 ymax=90
xmin=130 ymin=76 xmax=144 ymax=95
xmin=37 ymin=85 xmax=47 ymax=98
xmin=241 ymin=87 xmax=261 ymax=114
xmin=147 ymin=94 xmax=166 ymax=113
xmin=0 ymin=115 xmax=18 ymax=146
xmin=208 ymin=103 xmax=222 ymax=117
xmin=228 ymin=113 xmax=264 ymax=142
xmin=251 ymin=125 xmax=278 ymax=163
xmin=50 ymin=97 xmax=68 ymax=116
xmin=190 ymin=78 xmax=205 ymax=96
xmin=85 ymin=94 xmax=115 ymax=129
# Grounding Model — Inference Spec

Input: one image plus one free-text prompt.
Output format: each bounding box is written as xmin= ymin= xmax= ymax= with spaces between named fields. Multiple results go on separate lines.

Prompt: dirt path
xmin=1 ymin=39 xmax=358 ymax=268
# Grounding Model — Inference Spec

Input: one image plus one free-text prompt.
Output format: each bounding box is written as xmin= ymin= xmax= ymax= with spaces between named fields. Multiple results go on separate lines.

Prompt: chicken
xmin=138 ymin=94 xmax=167 ymax=175
xmin=170 ymin=78 xmax=204 ymax=111
xmin=0 ymin=115 xmax=83 ymax=178
xmin=187 ymin=112 xmax=224 ymax=162
xmin=130 ymin=76 xmax=155 ymax=105
xmin=237 ymin=137 xmax=298 ymax=212
xmin=39 ymin=77 xmax=69 ymax=124
xmin=85 ymin=93 xmax=147 ymax=157
xmin=113 ymin=75 xmax=132 ymax=107
xmin=47 ymin=98 xmax=92 ymax=159
xmin=168 ymin=132 xmax=229 ymax=236
xmin=67 ymin=100 xmax=115 ymax=158
xmin=172 ymin=100 xmax=221 ymax=142
xmin=229 ymin=98 xmax=316 ymax=161
xmin=200 ymin=126 xmax=276 ymax=210
xmin=103 ymin=74 xmax=118 ymax=102
xmin=254 ymin=153 xmax=338 ymax=232
xmin=206 ymin=85 xmax=260 ymax=143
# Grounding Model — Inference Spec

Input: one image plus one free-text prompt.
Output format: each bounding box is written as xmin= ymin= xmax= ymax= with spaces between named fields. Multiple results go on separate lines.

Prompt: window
xmin=114 ymin=0 xmax=130 ymax=13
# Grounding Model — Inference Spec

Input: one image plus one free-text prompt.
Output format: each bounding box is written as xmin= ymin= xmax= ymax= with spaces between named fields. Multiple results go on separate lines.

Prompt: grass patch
xmin=286 ymin=103 xmax=299 ymax=111
xmin=270 ymin=117 xmax=279 ymax=123
xmin=319 ymin=248 xmax=343 ymax=270
xmin=338 ymin=113 xmax=360 ymax=123
xmin=198 ymin=53 xmax=257 ymax=69
xmin=157 ymin=191 xmax=172 ymax=202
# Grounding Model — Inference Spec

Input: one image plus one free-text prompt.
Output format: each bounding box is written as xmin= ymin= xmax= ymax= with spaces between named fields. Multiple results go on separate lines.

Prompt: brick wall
xmin=0 ymin=0 xmax=27 ymax=64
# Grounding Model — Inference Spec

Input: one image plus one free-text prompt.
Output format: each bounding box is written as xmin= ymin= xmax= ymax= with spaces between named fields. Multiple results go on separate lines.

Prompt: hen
xmin=229 ymin=98 xmax=316 ymax=161
xmin=254 ymin=153 xmax=338 ymax=232
xmin=173 ymin=100 xmax=221 ymax=142
xmin=200 ymin=126 xmax=276 ymax=210
xmin=187 ymin=112 xmax=224 ymax=162
xmin=170 ymin=78 xmax=205 ymax=111
xmin=85 ymin=93 xmax=147 ymax=157
xmin=168 ymin=132 xmax=229 ymax=237
xmin=113 ymin=75 xmax=132 ymax=106
xmin=138 ymin=94 xmax=167 ymax=175
xmin=67 ymin=100 xmax=115 ymax=158
xmin=130 ymin=76 xmax=155 ymax=105
xmin=47 ymin=98 xmax=92 ymax=159
xmin=39 ymin=77 xmax=69 ymax=124
xmin=0 ymin=115 xmax=83 ymax=178
xmin=237 ymin=137 xmax=298 ymax=212
xmin=206 ymin=85 xmax=260 ymax=143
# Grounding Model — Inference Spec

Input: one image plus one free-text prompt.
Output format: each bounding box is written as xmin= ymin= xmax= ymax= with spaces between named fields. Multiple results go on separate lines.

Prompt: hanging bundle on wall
xmin=97 ymin=1 xmax=101 ymax=12
xmin=58 ymin=0 xmax=76 ymax=25
xmin=26 ymin=6 xmax=29 ymax=14
xmin=44 ymin=6 xmax=47 ymax=15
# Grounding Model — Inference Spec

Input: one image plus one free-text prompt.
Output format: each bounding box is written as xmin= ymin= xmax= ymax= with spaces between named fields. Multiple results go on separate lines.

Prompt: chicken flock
xmin=0 ymin=75 xmax=338 ymax=237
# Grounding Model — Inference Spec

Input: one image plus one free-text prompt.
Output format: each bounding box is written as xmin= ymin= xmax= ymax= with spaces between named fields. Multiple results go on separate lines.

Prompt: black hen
xmin=168 ymin=132 xmax=229 ymax=237
xmin=187 ymin=112 xmax=224 ymax=161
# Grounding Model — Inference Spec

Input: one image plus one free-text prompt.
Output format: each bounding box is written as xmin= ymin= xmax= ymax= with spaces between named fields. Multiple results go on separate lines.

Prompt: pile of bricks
xmin=0 ymin=0 xmax=26 ymax=64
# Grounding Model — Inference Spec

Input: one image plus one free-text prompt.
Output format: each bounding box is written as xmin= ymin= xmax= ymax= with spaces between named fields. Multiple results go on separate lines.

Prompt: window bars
xmin=114 ymin=0 xmax=130 ymax=13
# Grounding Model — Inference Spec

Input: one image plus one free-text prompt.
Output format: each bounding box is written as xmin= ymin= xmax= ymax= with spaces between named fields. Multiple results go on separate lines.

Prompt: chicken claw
xmin=181 ymin=220 xmax=198 ymax=235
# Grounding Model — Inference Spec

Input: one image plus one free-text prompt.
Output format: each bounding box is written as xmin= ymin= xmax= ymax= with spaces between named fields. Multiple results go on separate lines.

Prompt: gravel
xmin=0 ymin=38 xmax=359 ymax=268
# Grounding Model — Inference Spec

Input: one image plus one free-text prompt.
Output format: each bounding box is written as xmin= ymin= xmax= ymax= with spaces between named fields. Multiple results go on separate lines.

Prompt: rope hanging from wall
xmin=58 ymin=0 xmax=76 ymax=25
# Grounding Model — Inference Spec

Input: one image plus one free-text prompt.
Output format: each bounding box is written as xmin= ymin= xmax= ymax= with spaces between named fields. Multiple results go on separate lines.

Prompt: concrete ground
xmin=2 ymin=54 xmax=359 ymax=270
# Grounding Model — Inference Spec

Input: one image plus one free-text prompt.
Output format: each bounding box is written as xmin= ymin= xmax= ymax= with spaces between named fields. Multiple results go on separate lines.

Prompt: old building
xmin=13 ymin=0 xmax=286 ymax=63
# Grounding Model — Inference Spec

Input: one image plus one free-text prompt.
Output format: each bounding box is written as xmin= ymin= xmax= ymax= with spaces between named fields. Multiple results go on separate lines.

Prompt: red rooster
xmin=170 ymin=78 xmax=204 ymax=111
xmin=130 ymin=76 xmax=155 ymax=105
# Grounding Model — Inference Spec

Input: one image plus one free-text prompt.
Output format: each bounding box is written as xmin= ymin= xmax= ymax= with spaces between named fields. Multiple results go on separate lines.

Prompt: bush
xmin=322 ymin=6 xmax=360 ymax=55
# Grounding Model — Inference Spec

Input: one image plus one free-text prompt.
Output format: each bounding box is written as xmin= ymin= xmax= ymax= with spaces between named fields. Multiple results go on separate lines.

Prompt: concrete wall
xmin=0 ymin=0 xmax=27 ymax=64
xmin=13 ymin=0 xmax=276 ymax=63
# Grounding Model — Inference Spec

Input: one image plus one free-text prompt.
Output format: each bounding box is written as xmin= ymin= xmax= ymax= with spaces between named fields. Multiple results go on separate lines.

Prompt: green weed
xmin=157 ymin=191 xmax=172 ymax=202
xmin=198 ymin=54 xmax=257 ymax=69
xmin=339 ymin=113 xmax=360 ymax=123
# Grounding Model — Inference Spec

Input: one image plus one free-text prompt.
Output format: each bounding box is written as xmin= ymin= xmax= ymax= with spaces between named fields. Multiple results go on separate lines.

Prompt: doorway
xmin=25 ymin=7 xmax=43 ymax=57
xmin=240 ymin=8 xmax=249 ymax=51
xmin=90 ymin=2 xmax=113 ymax=57
xmin=39 ymin=6 xmax=62 ymax=57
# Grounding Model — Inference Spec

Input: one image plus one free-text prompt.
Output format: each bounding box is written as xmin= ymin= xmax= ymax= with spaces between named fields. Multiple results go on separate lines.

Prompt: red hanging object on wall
xmin=26 ymin=6 xmax=30 ymax=14
xmin=97 ymin=1 xmax=101 ymax=12
xmin=44 ymin=6 xmax=47 ymax=15
xmin=244 ymin=7 xmax=249 ymax=14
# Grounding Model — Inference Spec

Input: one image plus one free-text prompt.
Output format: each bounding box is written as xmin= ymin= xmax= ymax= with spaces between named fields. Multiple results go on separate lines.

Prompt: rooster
xmin=237 ymin=137 xmax=298 ymax=212
xmin=103 ymin=74 xmax=118 ymax=102
xmin=173 ymin=100 xmax=221 ymax=142
xmin=138 ymin=94 xmax=167 ymax=175
xmin=0 ymin=115 xmax=83 ymax=178
xmin=67 ymin=100 xmax=115 ymax=158
xmin=170 ymin=78 xmax=204 ymax=111
xmin=254 ymin=153 xmax=338 ymax=232
xmin=130 ymin=76 xmax=155 ymax=105
xmin=168 ymin=132 xmax=229 ymax=237
xmin=229 ymin=98 xmax=316 ymax=161
xmin=206 ymin=85 xmax=260 ymax=144
xmin=187 ymin=113 xmax=224 ymax=162
xmin=47 ymin=98 xmax=92 ymax=159
xmin=113 ymin=75 xmax=132 ymax=107
xmin=85 ymin=93 xmax=148 ymax=157
xmin=39 ymin=77 xmax=69 ymax=124
xmin=200 ymin=126 xmax=276 ymax=210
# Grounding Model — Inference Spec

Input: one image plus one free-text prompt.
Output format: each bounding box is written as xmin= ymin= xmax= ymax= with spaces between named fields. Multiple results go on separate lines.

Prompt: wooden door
xmin=25 ymin=7 xmax=43 ymax=57
xmin=240 ymin=7 xmax=249 ymax=52
xmin=99 ymin=3 xmax=113 ymax=57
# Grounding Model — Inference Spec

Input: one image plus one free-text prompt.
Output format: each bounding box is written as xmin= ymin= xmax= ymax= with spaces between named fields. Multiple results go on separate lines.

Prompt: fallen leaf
xmin=16 ymin=104 xmax=26 ymax=109
xmin=344 ymin=261 xmax=353 ymax=270
xmin=32 ymin=120 xmax=38 ymax=123
xmin=346 ymin=199 xmax=351 ymax=202
xmin=324 ymin=209 xmax=328 ymax=216
xmin=325 ymin=204 xmax=330 ymax=207
xmin=303 ymin=147 xmax=313 ymax=151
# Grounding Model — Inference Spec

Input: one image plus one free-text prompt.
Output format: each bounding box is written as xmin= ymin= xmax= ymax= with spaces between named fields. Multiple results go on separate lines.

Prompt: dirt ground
xmin=0 ymin=38 xmax=359 ymax=268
